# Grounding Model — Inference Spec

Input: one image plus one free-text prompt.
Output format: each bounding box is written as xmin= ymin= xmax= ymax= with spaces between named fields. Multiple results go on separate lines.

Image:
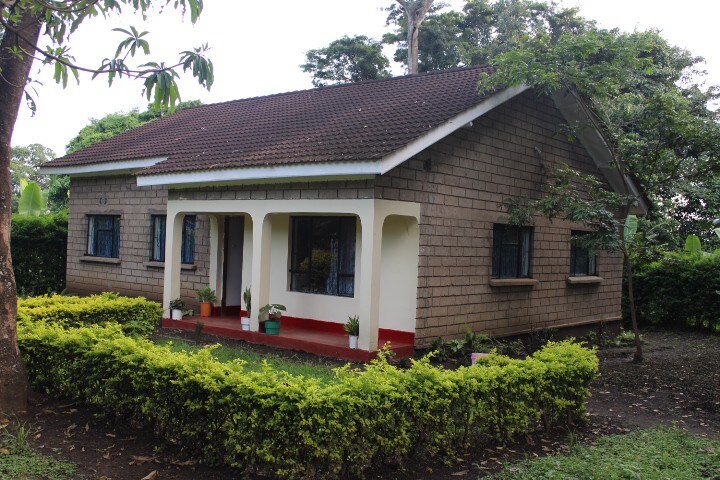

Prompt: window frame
xmin=86 ymin=214 xmax=121 ymax=259
xmin=491 ymin=224 xmax=533 ymax=279
xmin=569 ymin=230 xmax=598 ymax=277
xmin=289 ymin=216 xmax=356 ymax=298
xmin=150 ymin=214 xmax=196 ymax=265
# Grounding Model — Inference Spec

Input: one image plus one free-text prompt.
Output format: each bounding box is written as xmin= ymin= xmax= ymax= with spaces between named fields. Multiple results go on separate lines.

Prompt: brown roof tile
xmin=44 ymin=65 xmax=497 ymax=175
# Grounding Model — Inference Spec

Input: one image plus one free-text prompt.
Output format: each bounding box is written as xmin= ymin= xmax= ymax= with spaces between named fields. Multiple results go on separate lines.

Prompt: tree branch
xmin=0 ymin=14 xmax=184 ymax=79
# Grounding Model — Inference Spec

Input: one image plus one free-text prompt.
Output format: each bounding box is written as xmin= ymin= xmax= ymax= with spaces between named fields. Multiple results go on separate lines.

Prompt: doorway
xmin=221 ymin=216 xmax=245 ymax=315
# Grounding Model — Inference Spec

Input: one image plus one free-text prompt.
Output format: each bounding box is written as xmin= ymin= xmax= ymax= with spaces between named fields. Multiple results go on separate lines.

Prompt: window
xmin=290 ymin=216 xmax=356 ymax=297
xmin=150 ymin=215 xmax=196 ymax=264
xmin=570 ymin=231 xmax=597 ymax=276
xmin=492 ymin=224 xmax=533 ymax=278
xmin=87 ymin=215 xmax=120 ymax=258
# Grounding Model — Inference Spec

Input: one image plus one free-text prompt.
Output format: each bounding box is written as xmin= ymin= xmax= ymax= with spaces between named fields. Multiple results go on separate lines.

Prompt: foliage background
xmin=11 ymin=212 xmax=67 ymax=296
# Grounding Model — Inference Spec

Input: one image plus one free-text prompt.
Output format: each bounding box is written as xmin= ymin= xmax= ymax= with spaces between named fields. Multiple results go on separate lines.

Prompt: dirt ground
xmin=13 ymin=328 xmax=720 ymax=479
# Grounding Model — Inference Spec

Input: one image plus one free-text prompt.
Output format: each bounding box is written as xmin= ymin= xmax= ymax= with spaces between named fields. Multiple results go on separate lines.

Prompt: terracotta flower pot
xmin=200 ymin=302 xmax=213 ymax=317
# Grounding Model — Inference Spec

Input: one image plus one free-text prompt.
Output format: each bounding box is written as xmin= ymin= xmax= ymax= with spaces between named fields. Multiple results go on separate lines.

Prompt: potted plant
xmin=196 ymin=287 xmax=217 ymax=318
xmin=258 ymin=303 xmax=286 ymax=335
xmin=241 ymin=286 xmax=252 ymax=331
xmin=344 ymin=315 xmax=360 ymax=349
xmin=169 ymin=298 xmax=185 ymax=321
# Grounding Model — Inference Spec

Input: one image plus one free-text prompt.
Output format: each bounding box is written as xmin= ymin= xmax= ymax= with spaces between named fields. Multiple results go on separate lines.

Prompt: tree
xmin=66 ymin=100 xmax=202 ymax=154
xmin=383 ymin=0 xmax=590 ymax=73
xmin=479 ymin=27 xmax=720 ymax=362
xmin=10 ymin=144 xmax=54 ymax=195
xmin=301 ymin=35 xmax=391 ymax=87
xmin=384 ymin=6 xmax=465 ymax=72
xmin=0 ymin=0 xmax=213 ymax=412
xmin=394 ymin=0 xmax=435 ymax=74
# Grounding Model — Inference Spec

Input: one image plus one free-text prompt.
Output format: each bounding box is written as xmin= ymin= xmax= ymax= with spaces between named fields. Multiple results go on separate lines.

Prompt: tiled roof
xmin=44 ymin=65 xmax=497 ymax=176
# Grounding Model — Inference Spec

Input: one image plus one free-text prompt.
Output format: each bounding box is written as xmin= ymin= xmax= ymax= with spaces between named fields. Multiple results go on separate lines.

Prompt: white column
xmin=208 ymin=215 xmax=221 ymax=295
xmin=357 ymin=210 xmax=384 ymax=351
xmin=162 ymin=212 xmax=184 ymax=317
xmin=249 ymin=212 xmax=272 ymax=331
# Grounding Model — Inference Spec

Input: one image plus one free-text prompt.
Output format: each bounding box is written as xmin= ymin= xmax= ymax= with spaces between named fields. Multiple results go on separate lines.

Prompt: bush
xmin=18 ymin=320 xmax=598 ymax=478
xmin=11 ymin=212 xmax=67 ymax=296
xmin=634 ymin=251 xmax=720 ymax=333
xmin=18 ymin=293 xmax=162 ymax=336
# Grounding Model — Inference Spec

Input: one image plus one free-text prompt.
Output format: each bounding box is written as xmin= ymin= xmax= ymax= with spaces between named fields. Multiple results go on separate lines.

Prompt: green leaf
xmin=714 ymin=228 xmax=720 ymax=240
xmin=684 ymin=234 xmax=702 ymax=254
xmin=624 ymin=215 xmax=638 ymax=242
xmin=18 ymin=182 xmax=44 ymax=216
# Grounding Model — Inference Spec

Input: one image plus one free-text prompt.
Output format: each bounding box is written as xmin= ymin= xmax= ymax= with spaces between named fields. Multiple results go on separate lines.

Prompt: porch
xmin=162 ymin=314 xmax=415 ymax=362
xmin=162 ymin=197 xmax=421 ymax=356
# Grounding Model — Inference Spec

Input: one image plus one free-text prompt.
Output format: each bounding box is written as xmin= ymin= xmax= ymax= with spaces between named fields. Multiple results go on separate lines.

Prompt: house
xmin=41 ymin=65 xmax=647 ymax=358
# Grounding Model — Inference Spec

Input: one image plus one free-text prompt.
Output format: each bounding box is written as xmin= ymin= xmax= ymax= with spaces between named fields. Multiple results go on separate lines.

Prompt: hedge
xmin=18 ymin=293 xmax=162 ymax=335
xmin=18 ymin=321 xmax=599 ymax=478
xmin=11 ymin=212 xmax=68 ymax=296
xmin=634 ymin=251 xmax=720 ymax=333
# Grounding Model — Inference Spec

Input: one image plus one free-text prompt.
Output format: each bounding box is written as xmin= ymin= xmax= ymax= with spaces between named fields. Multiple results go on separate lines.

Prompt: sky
xmin=11 ymin=0 xmax=720 ymax=156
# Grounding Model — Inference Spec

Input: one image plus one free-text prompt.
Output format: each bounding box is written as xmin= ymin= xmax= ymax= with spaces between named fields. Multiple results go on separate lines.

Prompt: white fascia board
xmin=136 ymin=161 xmax=382 ymax=187
xmin=137 ymin=85 xmax=530 ymax=188
xmin=551 ymin=89 xmax=650 ymax=216
xmin=39 ymin=157 xmax=166 ymax=176
xmin=378 ymin=85 xmax=530 ymax=174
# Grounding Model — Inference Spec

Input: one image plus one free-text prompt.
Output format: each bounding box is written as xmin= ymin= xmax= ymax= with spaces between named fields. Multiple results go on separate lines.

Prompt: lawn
xmin=492 ymin=427 xmax=720 ymax=480
xmin=1 ymin=423 xmax=77 ymax=480
xmin=154 ymin=337 xmax=341 ymax=382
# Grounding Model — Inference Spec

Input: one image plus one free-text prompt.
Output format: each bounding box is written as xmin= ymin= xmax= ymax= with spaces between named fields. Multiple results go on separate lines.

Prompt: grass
xmin=492 ymin=427 xmax=720 ymax=479
xmin=0 ymin=421 xmax=77 ymax=480
xmin=154 ymin=338 xmax=341 ymax=382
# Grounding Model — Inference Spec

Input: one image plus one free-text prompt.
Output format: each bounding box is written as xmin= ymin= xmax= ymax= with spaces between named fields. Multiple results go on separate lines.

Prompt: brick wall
xmin=66 ymin=175 xmax=210 ymax=310
xmin=375 ymin=90 xmax=623 ymax=345
xmin=168 ymin=179 xmax=375 ymax=201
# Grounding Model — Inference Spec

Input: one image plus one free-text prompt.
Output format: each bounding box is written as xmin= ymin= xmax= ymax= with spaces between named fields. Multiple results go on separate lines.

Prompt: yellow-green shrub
xmin=18 ymin=321 xmax=598 ymax=479
xmin=18 ymin=293 xmax=162 ymax=335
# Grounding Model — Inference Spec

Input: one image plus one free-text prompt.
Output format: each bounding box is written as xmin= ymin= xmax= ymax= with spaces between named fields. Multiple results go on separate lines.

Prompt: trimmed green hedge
xmin=634 ymin=252 xmax=720 ymax=333
xmin=18 ymin=293 xmax=162 ymax=335
xmin=11 ymin=213 xmax=68 ymax=296
xmin=18 ymin=320 xmax=598 ymax=478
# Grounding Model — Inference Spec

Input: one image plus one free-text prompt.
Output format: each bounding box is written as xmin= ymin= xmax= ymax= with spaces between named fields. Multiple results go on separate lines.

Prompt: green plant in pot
xmin=259 ymin=303 xmax=286 ymax=335
xmin=169 ymin=298 xmax=185 ymax=321
xmin=344 ymin=315 xmax=360 ymax=349
xmin=196 ymin=287 xmax=217 ymax=318
xmin=241 ymin=286 xmax=252 ymax=331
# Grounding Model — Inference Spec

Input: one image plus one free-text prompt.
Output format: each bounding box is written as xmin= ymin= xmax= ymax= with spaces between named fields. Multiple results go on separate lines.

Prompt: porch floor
xmin=161 ymin=315 xmax=414 ymax=362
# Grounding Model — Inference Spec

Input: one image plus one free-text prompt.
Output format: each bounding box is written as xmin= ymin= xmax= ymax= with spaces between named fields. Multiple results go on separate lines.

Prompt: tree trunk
xmin=624 ymin=248 xmax=643 ymax=362
xmin=0 ymin=6 xmax=43 ymax=412
xmin=396 ymin=0 xmax=433 ymax=74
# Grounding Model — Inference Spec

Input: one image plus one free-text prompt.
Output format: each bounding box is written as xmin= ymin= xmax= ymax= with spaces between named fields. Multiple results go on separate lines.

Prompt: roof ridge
xmin=179 ymin=64 xmax=495 ymax=112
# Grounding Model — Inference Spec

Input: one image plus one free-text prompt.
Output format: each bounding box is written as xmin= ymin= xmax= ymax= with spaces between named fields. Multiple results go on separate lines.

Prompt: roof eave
xmin=136 ymin=161 xmax=381 ymax=187
xmin=551 ymin=89 xmax=650 ymax=216
xmin=40 ymin=157 xmax=167 ymax=176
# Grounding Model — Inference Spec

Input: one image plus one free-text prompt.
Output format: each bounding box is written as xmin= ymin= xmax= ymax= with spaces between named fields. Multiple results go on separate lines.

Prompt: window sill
xmin=567 ymin=276 xmax=603 ymax=285
xmin=80 ymin=256 xmax=120 ymax=265
xmin=144 ymin=261 xmax=196 ymax=271
xmin=489 ymin=278 xmax=539 ymax=287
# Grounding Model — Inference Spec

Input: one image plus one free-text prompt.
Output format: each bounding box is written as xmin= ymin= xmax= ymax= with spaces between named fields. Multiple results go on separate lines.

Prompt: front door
xmin=221 ymin=216 xmax=245 ymax=315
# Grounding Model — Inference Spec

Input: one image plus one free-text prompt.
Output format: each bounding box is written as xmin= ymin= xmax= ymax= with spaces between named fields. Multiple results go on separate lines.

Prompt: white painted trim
xmin=137 ymin=163 xmax=380 ymax=187
xmin=377 ymin=85 xmax=529 ymax=174
xmin=136 ymin=85 xmax=530 ymax=188
xmin=40 ymin=157 xmax=167 ymax=176
xmin=551 ymin=89 xmax=649 ymax=215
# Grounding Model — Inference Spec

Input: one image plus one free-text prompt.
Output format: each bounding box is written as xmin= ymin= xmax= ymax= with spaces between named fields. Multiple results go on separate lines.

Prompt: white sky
xmin=11 ymin=0 xmax=720 ymax=156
